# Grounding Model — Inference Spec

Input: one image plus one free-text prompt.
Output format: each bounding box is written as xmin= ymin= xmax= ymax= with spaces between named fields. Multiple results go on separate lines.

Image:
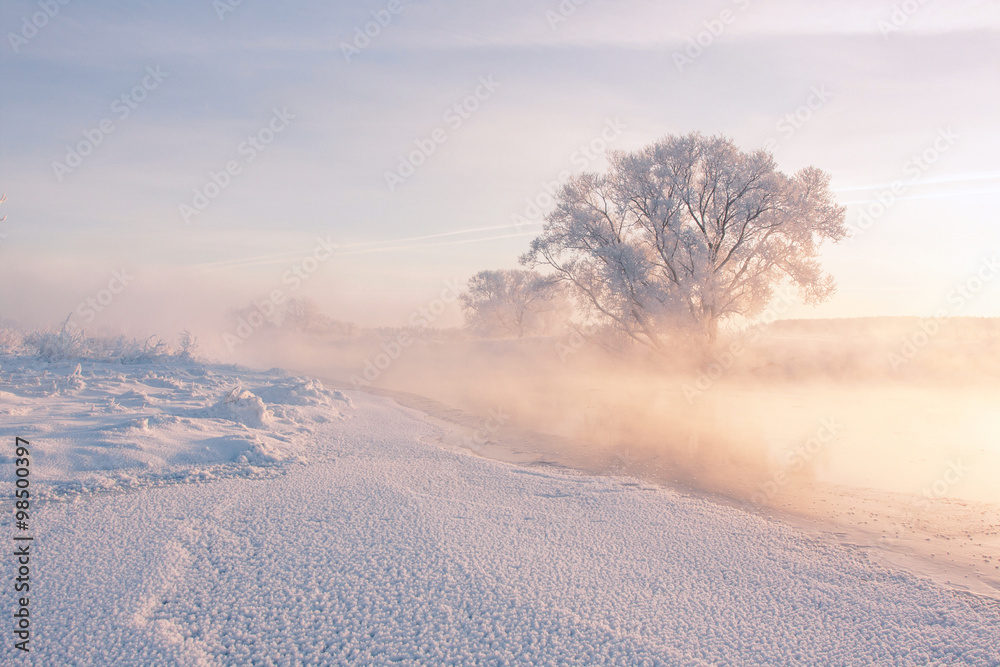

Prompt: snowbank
xmin=0 ymin=355 xmax=352 ymax=498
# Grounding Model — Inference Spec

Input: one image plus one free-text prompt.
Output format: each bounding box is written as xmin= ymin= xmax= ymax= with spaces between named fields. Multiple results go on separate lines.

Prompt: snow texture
xmin=0 ymin=354 xmax=998 ymax=665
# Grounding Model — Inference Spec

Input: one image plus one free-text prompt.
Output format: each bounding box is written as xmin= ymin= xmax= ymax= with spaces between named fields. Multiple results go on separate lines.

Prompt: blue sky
xmin=2 ymin=0 xmax=999 ymax=332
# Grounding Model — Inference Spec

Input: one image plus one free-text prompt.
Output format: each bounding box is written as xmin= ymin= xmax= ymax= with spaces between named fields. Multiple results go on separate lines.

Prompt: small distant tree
xmin=522 ymin=132 xmax=847 ymax=350
xmin=282 ymin=298 xmax=358 ymax=337
xmin=460 ymin=269 xmax=572 ymax=338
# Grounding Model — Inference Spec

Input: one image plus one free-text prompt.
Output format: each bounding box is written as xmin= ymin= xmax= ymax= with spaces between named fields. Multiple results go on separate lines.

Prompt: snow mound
xmin=140 ymin=371 xmax=184 ymax=389
xmin=252 ymin=377 xmax=352 ymax=408
xmin=57 ymin=363 xmax=86 ymax=392
xmin=171 ymin=433 xmax=301 ymax=467
xmin=205 ymin=387 xmax=273 ymax=429
xmin=117 ymin=388 xmax=153 ymax=407
xmin=105 ymin=415 xmax=182 ymax=432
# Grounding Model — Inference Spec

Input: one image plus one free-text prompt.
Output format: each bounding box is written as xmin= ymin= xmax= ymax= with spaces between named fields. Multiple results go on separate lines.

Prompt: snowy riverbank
xmin=1 ymin=355 xmax=998 ymax=665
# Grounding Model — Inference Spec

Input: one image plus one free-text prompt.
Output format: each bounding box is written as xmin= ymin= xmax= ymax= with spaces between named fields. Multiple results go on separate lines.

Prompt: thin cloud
xmin=197 ymin=223 xmax=544 ymax=271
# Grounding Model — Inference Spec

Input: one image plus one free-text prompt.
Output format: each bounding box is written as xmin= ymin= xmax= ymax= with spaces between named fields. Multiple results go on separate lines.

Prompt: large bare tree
xmin=521 ymin=133 xmax=846 ymax=349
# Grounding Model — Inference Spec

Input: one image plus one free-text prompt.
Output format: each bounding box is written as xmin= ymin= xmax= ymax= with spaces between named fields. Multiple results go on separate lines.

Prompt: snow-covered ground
xmin=1 ymin=355 xmax=999 ymax=665
xmin=0 ymin=358 xmax=351 ymax=500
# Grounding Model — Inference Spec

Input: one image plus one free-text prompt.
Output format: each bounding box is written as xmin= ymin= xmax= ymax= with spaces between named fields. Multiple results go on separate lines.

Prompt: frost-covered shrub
xmin=21 ymin=322 xmax=175 ymax=364
xmin=111 ymin=335 xmax=173 ymax=363
xmin=178 ymin=330 xmax=200 ymax=359
xmin=24 ymin=324 xmax=88 ymax=360
xmin=0 ymin=327 xmax=26 ymax=354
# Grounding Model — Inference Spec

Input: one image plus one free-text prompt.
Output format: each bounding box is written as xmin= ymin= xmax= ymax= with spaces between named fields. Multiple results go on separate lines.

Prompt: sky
xmin=1 ymin=0 xmax=999 ymax=334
